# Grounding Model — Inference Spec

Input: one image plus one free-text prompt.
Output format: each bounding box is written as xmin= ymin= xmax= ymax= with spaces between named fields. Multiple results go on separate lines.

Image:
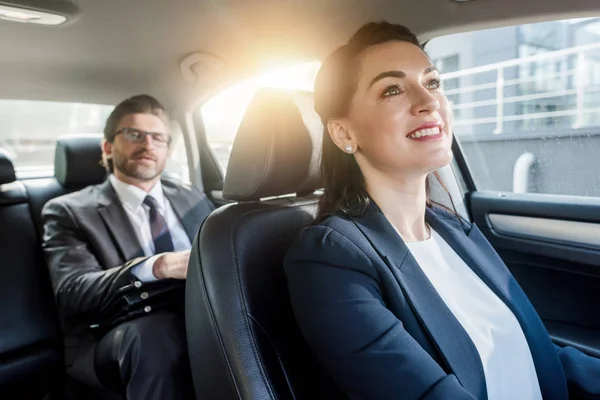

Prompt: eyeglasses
xmin=115 ymin=127 xmax=171 ymax=146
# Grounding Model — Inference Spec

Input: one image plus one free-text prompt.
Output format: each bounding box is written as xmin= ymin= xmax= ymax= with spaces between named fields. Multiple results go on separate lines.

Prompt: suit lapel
xmin=351 ymin=204 xmax=487 ymax=400
xmin=97 ymin=180 xmax=145 ymax=261
xmin=162 ymin=183 xmax=198 ymax=241
xmin=425 ymin=208 xmax=568 ymax=400
xmin=425 ymin=209 xmax=513 ymax=304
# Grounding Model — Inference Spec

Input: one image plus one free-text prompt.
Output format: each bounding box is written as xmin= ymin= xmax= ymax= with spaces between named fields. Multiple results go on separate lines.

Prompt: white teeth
xmin=408 ymin=127 xmax=440 ymax=139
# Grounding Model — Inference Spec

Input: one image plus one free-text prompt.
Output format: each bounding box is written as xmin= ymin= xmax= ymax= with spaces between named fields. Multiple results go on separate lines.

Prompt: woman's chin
xmin=425 ymin=151 xmax=454 ymax=173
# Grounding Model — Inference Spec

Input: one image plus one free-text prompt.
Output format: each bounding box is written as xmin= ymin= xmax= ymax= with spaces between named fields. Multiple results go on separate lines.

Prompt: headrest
xmin=0 ymin=148 xmax=16 ymax=185
xmin=54 ymin=135 xmax=106 ymax=187
xmin=223 ymin=89 xmax=322 ymax=201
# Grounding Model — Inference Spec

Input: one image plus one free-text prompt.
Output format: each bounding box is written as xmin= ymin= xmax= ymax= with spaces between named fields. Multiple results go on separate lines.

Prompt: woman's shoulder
xmin=291 ymin=214 xmax=358 ymax=245
xmin=284 ymin=214 xmax=379 ymax=280
xmin=286 ymin=214 xmax=369 ymax=262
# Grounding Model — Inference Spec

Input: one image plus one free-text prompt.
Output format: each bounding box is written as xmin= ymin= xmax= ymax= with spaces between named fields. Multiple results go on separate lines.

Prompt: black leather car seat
xmin=185 ymin=89 xmax=344 ymax=399
xmin=23 ymin=134 xmax=107 ymax=239
xmin=0 ymin=148 xmax=63 ymax=398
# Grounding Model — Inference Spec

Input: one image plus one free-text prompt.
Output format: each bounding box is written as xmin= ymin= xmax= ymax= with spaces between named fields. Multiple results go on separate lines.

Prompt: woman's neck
xmin=365 ymin=171 xmax=430 ymax=242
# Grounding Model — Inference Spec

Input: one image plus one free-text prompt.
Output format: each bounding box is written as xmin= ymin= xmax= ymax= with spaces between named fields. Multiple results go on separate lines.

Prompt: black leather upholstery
xmin=0 ymin=157 xmax=62 ymax=397
xmin=0 ymin=148 xmax=16 ymax=185
xmin=17 ymin=136 xmax=125 ymax=399
xmin=25 ymin=135 xmax=107 ymax=238
xmin=186 ymin=89 xmax=343 ymax=399
xmin=54 ymin=134 xmax=106 ymax=187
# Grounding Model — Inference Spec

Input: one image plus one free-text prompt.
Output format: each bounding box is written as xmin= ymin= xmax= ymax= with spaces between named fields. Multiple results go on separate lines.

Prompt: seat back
xmin=186 ymin=89 xmax=343 ymax=399
xmin=0 ymin=149 xmax=63 ymax=398
xmin=23 ymin=134 xmax=106 ymax=238
xmin=21 ymin=135 xmax=125 ymax=399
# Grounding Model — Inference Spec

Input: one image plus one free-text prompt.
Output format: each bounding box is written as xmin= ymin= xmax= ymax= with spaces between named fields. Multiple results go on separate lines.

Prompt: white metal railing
xmin=440 ymin=41 xmax=600 ymax=134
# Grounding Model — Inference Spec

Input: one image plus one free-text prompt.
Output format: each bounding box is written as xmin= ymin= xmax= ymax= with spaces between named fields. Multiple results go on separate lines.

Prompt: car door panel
xmin=469 ymin=191 xmax=600 ymax=357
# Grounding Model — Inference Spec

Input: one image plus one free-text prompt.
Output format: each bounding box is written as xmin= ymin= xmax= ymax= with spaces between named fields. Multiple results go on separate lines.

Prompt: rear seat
xmin=0 ymin=135 xmax=111 ymax=398
xmin=0 ymin=148 xmax=63 ymax=398
xmin=24 ymin=135 xmax=107 ymax=238
xmin=23 ymin=135 xmax=123 ymax=399
xmin=2 ymin=134 xmax=180 ymax=398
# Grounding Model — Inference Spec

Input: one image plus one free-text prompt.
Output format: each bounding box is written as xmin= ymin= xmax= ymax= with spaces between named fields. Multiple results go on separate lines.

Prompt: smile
xmin=407 ymin=127 xmax=441 ymax=139
xmin=406 ymin=127 xmax=444 ymax=141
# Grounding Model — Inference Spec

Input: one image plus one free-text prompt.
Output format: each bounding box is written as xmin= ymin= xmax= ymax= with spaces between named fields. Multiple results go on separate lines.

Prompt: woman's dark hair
xmin=314 ymin=21 xmax=450 ymax=219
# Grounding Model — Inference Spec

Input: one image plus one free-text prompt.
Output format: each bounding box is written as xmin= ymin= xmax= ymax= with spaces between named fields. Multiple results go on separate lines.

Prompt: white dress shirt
xmin=404 ymin=228 xmax=542 ymax=400
xmin=109 ymin=174 xmax=191 ymax=282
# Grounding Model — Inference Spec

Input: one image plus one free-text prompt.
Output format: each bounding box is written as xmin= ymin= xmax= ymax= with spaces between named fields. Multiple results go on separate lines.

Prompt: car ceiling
xmin=0 ymin=0 xmax=598 ymax=109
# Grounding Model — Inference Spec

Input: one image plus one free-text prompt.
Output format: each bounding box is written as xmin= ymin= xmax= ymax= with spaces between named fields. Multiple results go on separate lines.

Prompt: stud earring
xmin=345 ymin=145 xmax=353 ymax=154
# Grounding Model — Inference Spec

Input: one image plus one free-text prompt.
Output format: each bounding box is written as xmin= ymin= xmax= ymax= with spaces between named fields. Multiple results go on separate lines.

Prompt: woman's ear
xmin=327 ymin=119 xmax=357 ymax=154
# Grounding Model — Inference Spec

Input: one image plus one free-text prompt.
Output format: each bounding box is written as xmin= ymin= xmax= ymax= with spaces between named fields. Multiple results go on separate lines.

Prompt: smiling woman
xmin=283 ymin=20 xmax=600 ymax=400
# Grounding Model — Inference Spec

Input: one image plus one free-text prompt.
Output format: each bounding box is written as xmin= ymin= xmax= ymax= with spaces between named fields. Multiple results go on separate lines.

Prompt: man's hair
xmin=102 ymin=94 xmax=169 ymax=173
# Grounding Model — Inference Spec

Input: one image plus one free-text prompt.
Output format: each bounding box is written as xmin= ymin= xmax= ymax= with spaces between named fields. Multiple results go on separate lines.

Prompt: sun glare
xmin=201 ymin=61 xmax=321 ymax=149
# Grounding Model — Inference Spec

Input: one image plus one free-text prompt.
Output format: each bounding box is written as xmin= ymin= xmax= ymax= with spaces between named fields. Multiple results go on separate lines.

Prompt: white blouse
xmin=404 ymin=228 xmax=542 ymax=400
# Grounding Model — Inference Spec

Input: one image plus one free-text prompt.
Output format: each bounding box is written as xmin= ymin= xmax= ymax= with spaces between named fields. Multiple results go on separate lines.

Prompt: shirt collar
xmin=109 ymin=174 xmax=166 ymax=212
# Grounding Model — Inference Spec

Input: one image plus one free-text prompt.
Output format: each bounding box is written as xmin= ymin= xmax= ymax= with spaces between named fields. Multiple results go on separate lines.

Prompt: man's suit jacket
xmin=284 ymin=202 xmax=600 ymax=400
xmin=42 ymin=178 xmax=214 ymax=350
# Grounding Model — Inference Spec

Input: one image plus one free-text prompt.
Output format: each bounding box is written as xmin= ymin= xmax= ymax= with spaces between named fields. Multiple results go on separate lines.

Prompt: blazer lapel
xmin=97 ymin=180 xmax=145 ymax=261
xmin=352 ymin=204 xmax=487 ymax=400
xmin=163 ymin=183 xmax=199 ymax=241
xmin=425 ymin=208 xmax=568 ymax=400
xmin=424 ymin=208 xmax=512 ymax=308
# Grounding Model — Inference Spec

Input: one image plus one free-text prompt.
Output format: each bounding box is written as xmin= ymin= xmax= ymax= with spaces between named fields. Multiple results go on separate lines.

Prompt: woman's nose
xmin=410 ymin=86 xmax=440 ymax=115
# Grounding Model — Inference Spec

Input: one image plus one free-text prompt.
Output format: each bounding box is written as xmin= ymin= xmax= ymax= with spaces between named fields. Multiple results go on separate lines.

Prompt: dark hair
xmin=314 ymin=21 xmax=440 ymax=219
xmin=102 ymin=94 xmax=168 ymax=172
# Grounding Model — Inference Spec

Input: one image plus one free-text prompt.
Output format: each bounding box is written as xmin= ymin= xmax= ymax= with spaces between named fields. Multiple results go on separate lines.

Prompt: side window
xmin=0 ymin=100 xmax=113 ymax=177
xmin=165 ymin=121 xmax=190 ymax=184
xmin=199 ymin=61 xmax=321 ymax=175
xmin=0 ymin=99 xmax=189 ymax=182
xmin=433 ymin=55 xmax=461 ymax=118
xmin=427 ymin=18 xmax=600 ymax=197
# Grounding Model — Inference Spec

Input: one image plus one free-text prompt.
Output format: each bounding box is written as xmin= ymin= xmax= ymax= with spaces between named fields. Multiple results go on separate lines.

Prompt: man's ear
xmin=102 ymin=139 xmax=112 ymax=160
xmin=327 ymin=118 xmax=357 ymax=154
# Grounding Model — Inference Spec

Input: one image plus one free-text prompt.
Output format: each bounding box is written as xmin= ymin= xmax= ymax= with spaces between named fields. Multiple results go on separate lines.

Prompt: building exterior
xmin=427 ymin=19 xmax=600 ymax=197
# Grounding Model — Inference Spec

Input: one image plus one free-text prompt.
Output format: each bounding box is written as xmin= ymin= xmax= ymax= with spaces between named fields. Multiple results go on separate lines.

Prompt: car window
xmin=427 ymin=17 xmax=600 ymax=197
xmin=0 ymin=100 xmax=113 ymax=177
xmin=199 ymin=61 xmax=321 ymax=174
xmin=0 ymin=99 xmax=189 ymax=181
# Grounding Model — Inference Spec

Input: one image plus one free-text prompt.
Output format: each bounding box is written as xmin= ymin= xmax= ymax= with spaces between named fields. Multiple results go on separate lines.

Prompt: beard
xmin=112 ymin=147 xmax=164 ymax=181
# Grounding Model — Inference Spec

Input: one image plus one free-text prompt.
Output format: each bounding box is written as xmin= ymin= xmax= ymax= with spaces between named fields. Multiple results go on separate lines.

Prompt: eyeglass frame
xmin=114 ymin=127 xmax=172 ymax=146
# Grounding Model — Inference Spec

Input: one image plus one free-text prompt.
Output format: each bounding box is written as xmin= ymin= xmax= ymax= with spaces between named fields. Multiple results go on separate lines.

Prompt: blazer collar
xmin=350 ymin=202 xmax=487 ymax=399
xmin=97 ymin=180 xmax=145 ymax=262
xmin=97 ymin=180 xmax=199 ymax=253
xmin=162 ymin=182 xmax=200 ymax=241
xmin=351 ymin=202 xmax=568 ymax=400
xmin=426 ymin=209 xmax=567 ymax=400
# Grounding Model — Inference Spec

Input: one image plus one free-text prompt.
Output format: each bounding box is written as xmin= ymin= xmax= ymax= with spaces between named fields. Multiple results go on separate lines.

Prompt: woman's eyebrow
xmin=367 ymin=66 xmax=439 ymax=89
xmin=368 ymin=70 xmax=405 ymax=89
xmin=424 ymin=65 xmax=439 ymax=75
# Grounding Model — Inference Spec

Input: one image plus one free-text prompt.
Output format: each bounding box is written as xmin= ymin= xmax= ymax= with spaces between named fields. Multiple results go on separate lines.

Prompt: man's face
xmin=105 ymin=113 xmax=170 ymax=182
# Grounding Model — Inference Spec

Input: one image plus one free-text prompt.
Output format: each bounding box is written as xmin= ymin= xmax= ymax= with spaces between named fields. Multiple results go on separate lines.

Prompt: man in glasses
xmin=42 ymin=95 xmax=214 ymax=399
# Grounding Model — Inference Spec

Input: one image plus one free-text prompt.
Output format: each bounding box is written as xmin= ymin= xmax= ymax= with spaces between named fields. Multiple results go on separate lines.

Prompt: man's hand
xmin=152 ymin=250 xmax=191 ymax=280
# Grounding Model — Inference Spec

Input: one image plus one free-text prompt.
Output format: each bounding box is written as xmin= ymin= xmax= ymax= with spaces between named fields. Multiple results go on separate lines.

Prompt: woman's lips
xmin=406 ymin=127 xmax=443 ymax=141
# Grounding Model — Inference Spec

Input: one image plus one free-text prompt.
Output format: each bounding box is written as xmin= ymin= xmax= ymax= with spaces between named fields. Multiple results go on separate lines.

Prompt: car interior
xmin=1 ymin=0 xmax=600 ymax=399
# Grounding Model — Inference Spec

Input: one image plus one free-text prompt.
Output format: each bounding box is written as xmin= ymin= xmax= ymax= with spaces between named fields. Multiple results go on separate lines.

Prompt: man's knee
xmin=122 ymin=312 xmax=187 ymax=369
xmin=95 ymin=311 xmax=188 ymax=389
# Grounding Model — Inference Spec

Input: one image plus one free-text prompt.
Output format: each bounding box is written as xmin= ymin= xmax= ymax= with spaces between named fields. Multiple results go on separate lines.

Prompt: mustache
xmin=131 ymin=150 xmax=157 ymax=161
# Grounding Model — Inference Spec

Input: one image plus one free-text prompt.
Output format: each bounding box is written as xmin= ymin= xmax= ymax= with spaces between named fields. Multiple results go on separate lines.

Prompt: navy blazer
xmin=284 ymin=203 xmax=600 ymax=399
